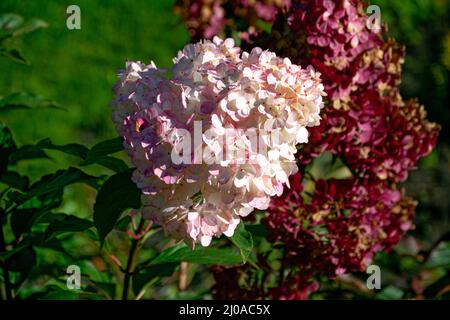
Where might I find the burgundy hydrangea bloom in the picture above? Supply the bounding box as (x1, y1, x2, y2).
(299, 90, 439, 183)
(177, 0, 440, 299)
(212, 174, 417, 299)
(266, 174, 417, 274)
(174, 0, 226, 40)
(243, 0, 439, 181)
(174, 0, 292, 41)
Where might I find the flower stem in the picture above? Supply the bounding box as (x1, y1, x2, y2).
(122, 237, 139, 300)
(179, 262, 189, 291)
(278, 248, 287, 287)
(0, 209, 12, 300)
(121, 219, 145, 300)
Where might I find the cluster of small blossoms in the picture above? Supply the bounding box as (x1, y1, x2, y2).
(212, 173, 417, 299)
(175, 0, 440, 298)
(112, 37, 325, 247)
(266, 174, 417, 277)
(174, 0, 291, 41)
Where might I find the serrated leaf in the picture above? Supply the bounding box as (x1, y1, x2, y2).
(229, 222, 253, 263)
(93, 169, 141, 244)
(151, 242, 244, 265)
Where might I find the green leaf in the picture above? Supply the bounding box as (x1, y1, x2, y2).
(0, 171, 29, 190)
(27, 167, 98, 200)
(377, 285, 404, 300)
(6, 245, 36, 288)
(7, 245, 36, 272)
(39, 288, 80, 300)
(246, 224, 268, 238)
(114, 215, 132, 231)
(11, 18, 47, 38)
(0, 122, 17, 174)
(8, 138, 125, 172)
(8, 139, 86, 164)
(229, 222, 253, 263)
(17, 189, 63, 211)
(0, 92, 64, 112)
(91, 156, 128, 173)
(6, 190, 28, 205)
(26, 137, 128, 172)
(81, 137, 124, 165)
(9, 189, 64, 237)
(10, 208, 47, 238)
(151, 242, 244, 265)
(9, 167, 98, 207)
(36, 138, 89, 159)
(93, 169, 141, 244)
(0, 14, 24, 31)
(35, 212, 67, 224)
(132, 263, 178, 296)
(8, 144, 49, 164)
(0, 242, 28, 263)
(38, 285, 104, 300)
(0, 17, 47, 41)
(44, 215, 93, 240)
(304, 151, 353, 180)
(0, 47, 28, 64)
(426, 242, 450, 269)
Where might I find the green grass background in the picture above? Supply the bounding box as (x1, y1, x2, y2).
(0, 0, 189, 147)
(0, 0, 189, 216)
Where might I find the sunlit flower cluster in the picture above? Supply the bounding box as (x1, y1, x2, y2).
(112, 36, 325, 247)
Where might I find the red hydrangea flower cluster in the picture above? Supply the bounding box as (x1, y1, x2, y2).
(176, 0, 440, 299)
(174, 0, 291, 41)
(264, 174, 417, 295)
(259, 0, 440, 183)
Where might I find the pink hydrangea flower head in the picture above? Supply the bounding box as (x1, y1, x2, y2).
(112, 37, 325, 247)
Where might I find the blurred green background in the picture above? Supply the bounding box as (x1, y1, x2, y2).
(0, 0, 189, 184)
(0, 0, 449, 299)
